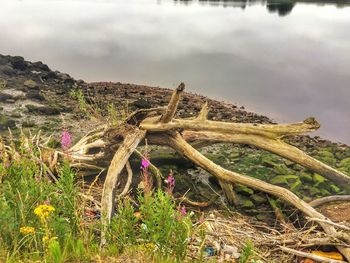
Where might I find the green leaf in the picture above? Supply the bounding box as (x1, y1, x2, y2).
(312, 174, 327, 186)
(269, 175, 299, 185)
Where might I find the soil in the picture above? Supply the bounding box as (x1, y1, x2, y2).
(319, 202, 350, 222)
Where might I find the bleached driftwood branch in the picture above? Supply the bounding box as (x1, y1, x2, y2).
(42, 83, 350, 259)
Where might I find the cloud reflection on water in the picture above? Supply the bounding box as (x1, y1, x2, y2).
(0, 0, 349, 144)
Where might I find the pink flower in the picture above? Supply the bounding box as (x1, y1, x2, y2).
(166, 173, 175, 194)
(141, 158, 150, 169)
(180, 206, 187, 216)
(61, 130, 72, 150)
(167, 175, 175, 188)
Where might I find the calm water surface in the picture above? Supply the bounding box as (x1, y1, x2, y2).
(1, 0, 349, 144)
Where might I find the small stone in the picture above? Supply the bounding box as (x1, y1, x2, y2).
(24, 80, 38, 89)
(26, 90, 45, 101)
(10, 112, 21, 118)
(214, 241, 221, 252)
(0, 93, 13, 102)
(204, 246, 215, 256)
(233, 252, 241, 259)
(0, 115, 16, 130)
(31, 61, 50, 72)
(222, 244, 238, 255)
(0, 65, 16, 76)
(11, 56, 27, 70)
(22, 120, 36, 127)
(25, 104, 61, 115)
(42, 71, 57, 80)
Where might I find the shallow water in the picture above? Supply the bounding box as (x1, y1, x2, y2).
(0, 0, 349, 144)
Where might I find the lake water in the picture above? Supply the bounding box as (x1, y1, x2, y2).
(0, 0, 349, 144)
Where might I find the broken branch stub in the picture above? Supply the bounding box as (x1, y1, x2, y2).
(160, 82, 185, 123)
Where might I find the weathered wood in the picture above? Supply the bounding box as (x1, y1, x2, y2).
(44, 83, 350, 259)
(310, 195, 350, 208)
(181, 131, 350, 188)
(100, 128, 146, 246)
(141, 116, 320, 139)
(119, 161, 133, 197)
(160, 82, 185, 123)
(197, 102, 209, 121)
(166, 132, 350, 261)
(218, 179, 238, 206)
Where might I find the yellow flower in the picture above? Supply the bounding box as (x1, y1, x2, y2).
(43, 235, 58, 243)
(42, 235, 49, 243)
(20, 226, 36, 235)
(34, 204, 55, 220)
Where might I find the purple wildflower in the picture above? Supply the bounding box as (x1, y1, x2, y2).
(167, 175, 175, 188)
(179, 206, 187, 216)
(141, 158, 150, 169)
(61, 130, 72, 150)
(140, 157, 152, 194)
(166, 172, 175, 194)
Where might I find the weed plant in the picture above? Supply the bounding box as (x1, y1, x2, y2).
(0, 133, 194, 262)
(108, 190, 192, 261)
(69, 89, 101, 118)
(70, 88, 129, 124)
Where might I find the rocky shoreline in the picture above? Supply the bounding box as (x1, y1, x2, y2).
(0, 54, 347, 147)
(1, 54, 350, 220)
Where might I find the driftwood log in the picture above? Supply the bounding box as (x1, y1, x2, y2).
(48, 84, 350, 260)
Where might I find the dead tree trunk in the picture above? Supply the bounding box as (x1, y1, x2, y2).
(46, 83, 350, 260)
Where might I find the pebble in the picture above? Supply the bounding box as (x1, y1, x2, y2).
(222, 244, 238, 254)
